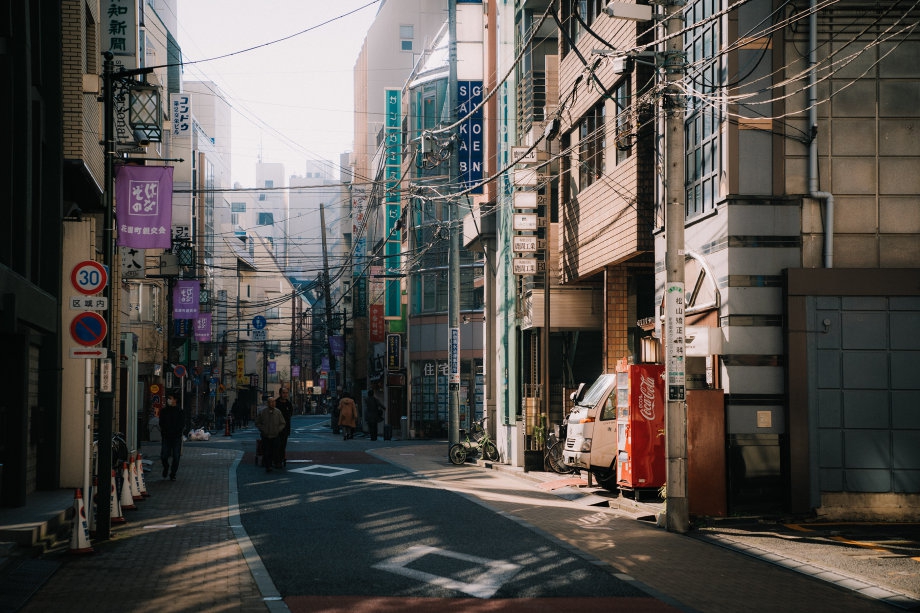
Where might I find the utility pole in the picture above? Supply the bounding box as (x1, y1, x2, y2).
(96, 52, 155, 540)
(447, 0, 460, 448)
(96, 52, 116, 541)
(319, 202, 337, 396)
(663, 0, 689, 533)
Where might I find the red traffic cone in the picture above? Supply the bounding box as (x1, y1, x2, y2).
(120, 462, 137, 511)
(110, 469, 126, 524)
(69, 488, 94, 554)
(136, 453, 149, 497)
(129, 456, 143, 501)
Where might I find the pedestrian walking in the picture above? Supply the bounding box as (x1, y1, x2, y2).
(276, 387, 294, 466)
(255, 397, 286, 472)
(331, 395, 341, 435)
(363, 390, 383, 441)
(337, 392, 357, 440)
(159, 392, 184, 481)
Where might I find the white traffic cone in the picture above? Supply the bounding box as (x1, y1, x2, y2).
(129, 456, 143, 501)
(110, 469, 126, 524)
(136, 453, 149, 497)
(69, 488, 94, 554)
(120, 462, 137, 511)
(88, 476, 97, 537)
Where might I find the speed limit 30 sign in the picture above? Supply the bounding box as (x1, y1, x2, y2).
(71, 260, 108, 295)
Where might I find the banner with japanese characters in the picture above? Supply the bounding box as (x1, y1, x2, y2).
(115, 165, 173, 249)
(173, 279, 199, 320)
(194, 313, 211, 342)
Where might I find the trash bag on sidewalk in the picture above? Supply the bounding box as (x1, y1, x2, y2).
(188, 428, 210, 441)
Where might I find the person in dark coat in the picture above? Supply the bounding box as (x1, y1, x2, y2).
(255, 397, 286, 472)
(160, 392, 184, 481)
(275, 387, 294, 466)
(331, 395, 341, 435)
(363, 390, 382, 441)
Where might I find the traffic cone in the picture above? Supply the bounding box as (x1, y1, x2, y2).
(109, 469, 126, 524)
(224, 417, 232, 437)
(69, 488, 94, 554)
(88, 476, 97, 537)
(129, 455, 143, 501)
(135, 453, 149, 497)
(120, 462, 137, 510)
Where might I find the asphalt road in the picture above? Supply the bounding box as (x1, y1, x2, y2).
(231, 416, 676, 610)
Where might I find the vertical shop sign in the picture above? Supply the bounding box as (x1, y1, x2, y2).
(384, 89, 402, 318)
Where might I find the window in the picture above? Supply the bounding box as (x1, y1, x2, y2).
(684, 0, 723, 219)
(231, 202, 246, 212)
(266, 306, 281, 319)
(400, 24, 414, 51)
(421, 272, 448, 313)
(128, 283, 160, 323)
(578, 101, 605, 187)
(568, 0, 604, 45)
(264, 180, 274, 188)
(614, 79, 632, 164)
(258, 212, 274, 226)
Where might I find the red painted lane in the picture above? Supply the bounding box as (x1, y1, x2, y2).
(285, 596, 681, 613)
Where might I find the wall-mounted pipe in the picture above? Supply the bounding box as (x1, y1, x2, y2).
(808, 0, 834, 268)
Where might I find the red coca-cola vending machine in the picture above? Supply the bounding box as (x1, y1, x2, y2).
(615, 359, 666, 495)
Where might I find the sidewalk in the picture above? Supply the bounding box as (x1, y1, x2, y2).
(1, 439, 917, 612)
(0, 442, 268, 613)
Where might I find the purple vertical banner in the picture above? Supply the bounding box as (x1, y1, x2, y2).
(115, 165, 174, 249)
(173, 280, 199, 319)
(194, 313, 211, 342)
(329, 335, 345, 358)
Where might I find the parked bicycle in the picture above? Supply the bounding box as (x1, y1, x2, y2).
(544, 419, 576, 474)
(449, 416, 499, 465)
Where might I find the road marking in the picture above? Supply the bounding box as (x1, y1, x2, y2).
(287, 464, 357, 477)
(373, 544, 521, 599)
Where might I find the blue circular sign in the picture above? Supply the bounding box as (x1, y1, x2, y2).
(70, 312, 107, 346)
(252, 315, 267, 330)
(174, 364, 187, 378)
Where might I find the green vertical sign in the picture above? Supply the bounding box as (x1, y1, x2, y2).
(384, 88, 402, 318)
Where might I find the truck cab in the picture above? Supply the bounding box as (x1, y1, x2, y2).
(562, 374, 619, 487)
(563, 362, 666, 494)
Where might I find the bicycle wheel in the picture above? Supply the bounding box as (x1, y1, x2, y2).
(481, 440, 499, 461)
(547, 442, 575, 474)
(448, 443, 468, 465)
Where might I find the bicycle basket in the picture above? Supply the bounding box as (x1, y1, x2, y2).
(469, 421, 484, 441)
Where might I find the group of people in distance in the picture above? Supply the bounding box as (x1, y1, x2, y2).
(159, 386, 387, 480)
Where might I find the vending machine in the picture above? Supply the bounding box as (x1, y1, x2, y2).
(615, 359, 666, 494)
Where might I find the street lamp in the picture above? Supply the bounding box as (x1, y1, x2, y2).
(96, 51, 159, 541)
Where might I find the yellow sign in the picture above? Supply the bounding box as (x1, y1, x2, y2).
(236, 352, 245, 385)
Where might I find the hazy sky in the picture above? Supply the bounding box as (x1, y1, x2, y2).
(175, 0, 379, 188)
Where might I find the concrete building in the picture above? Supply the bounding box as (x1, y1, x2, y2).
(352, 0, 450, 425)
